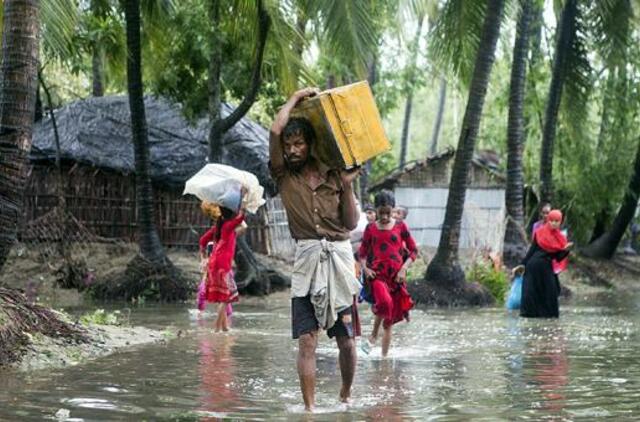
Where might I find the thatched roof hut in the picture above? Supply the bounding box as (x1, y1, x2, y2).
(30, 95, 274, 192)
(23, 95, 274, 247)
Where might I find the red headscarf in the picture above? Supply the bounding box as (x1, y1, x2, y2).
(534, 210, 567, 253)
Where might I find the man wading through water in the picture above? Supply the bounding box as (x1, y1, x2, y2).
(270, 87, 362, 411)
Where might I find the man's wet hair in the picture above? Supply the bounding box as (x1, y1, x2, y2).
(374, 190, 396, 208)
(282, 117, 315, 146)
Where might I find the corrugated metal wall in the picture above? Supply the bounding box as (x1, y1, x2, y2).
(395, 187, 506, 253)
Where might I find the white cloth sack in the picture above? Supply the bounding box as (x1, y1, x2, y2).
(183, 164, 265, 213)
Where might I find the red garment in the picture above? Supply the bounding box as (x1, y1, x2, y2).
(534, 223, 567, 253)
(199, 226, 217, 253)
(534, 213, 569, 273)
(206, 213, 244, 303)
(358, 221, 417, 328)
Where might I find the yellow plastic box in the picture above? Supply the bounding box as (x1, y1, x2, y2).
(292, 81, 391, 169)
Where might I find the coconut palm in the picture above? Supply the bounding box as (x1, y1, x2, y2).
(123, 0, 168, 265)
(398, 15, 425, 168)
(207, 0, 270, 162)
(0, 0, 41, 271)
(538, 0, 581, 205)
(422, 0, 505, 291)
(503, 0, 533, 267)
(429, 76, 446, 156)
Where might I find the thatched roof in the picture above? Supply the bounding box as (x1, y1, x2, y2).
(31, 95, 275, 194)
(369, 147, 505, 192)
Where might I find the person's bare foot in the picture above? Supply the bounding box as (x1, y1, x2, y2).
(339, 386, 351, 403)
(368, 335, 377, 344)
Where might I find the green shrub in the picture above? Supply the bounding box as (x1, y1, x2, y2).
(80, 309, 122, 326)
(467, 261, 509, 304)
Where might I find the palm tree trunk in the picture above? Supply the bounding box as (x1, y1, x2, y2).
(399, 92, 414, 168)
(208, 0, 270, 163)
(583, 136, 640, 259)
(92, 49, 104, 97)
(429, 77, 447, 156)
(399, 15, 424, 169)
(0, 0, 40, 272)
(360, 53, 378, 201)
(35, 85, 43, 122)
(90, 0, 105, 97)
(124, 0, 166, 264)
(539, 0, 577, 205)
(503, 0, 533, 267)
(424, 0, 505, 287)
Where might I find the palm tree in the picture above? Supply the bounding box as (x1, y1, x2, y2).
(0, 0, 41, 272)
(423, 0, 505, 291)
(207, 0, 270, 162)
(429, 76, 446, 155)
(90, 0, 109, 96)
(538, 0, 578, 205)
(124, 0, 165, 264)
(503, 0, 533, 267)
(399, 15, 425, 168)
(583, 136, 640, 259)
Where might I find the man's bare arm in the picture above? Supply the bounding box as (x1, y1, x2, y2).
(340, 168, 360, 230)
(269, 87, 319, 170)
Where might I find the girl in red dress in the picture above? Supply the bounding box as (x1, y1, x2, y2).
(359, 190, 417, 357)
(203, 203, 245, 332)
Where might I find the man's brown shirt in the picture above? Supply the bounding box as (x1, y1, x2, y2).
(270, 158, 350, 241)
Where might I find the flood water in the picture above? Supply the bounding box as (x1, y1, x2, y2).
(1, 291, 640, 421)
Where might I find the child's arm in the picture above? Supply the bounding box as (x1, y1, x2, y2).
(397, 223, 418, 283)
(358, 224, 376, 280)
(199, 226, 216, 259)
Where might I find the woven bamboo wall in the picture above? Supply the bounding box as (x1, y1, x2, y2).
(21, 163, 211, 248)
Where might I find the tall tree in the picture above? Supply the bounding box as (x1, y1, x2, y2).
(583, 136, 640, 259)
(207, 0, 270, 162)
(0, 0, 40, 271)
(423, 0, 504, 290)
(539, 0, 578, 205)
(360, 53, 378, 201)
(399, 15, 425, 168)
(124, 0, 166, 264)
(503, 0, 533, 267)
(429, 77, 446, 155)
(90, 0, 108, 96)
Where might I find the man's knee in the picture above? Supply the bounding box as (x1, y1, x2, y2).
(298, 332, 317, 358)
(335, 335, 355, 353)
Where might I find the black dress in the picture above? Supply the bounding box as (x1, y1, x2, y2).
(519, 240, 570, 318)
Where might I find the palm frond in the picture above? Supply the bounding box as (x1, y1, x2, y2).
(140, 0, 175, 27)
(41, 0, 80, 59)
(427, 0, 486, 87)
(560, 2, 593, 138)
(590, 0, 632, 67)
(262, 0, 311, 92)
(310, 0, 378, 78)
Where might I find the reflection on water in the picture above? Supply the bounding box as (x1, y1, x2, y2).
(0, 292, 639, 421)
(198, 319, 239, 416)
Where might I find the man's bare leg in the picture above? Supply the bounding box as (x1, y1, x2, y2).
(369, 315, 382, 344)
(381, 325, 392, 357)
(297, 331, 318, 411)
(336, 334, 357, 403)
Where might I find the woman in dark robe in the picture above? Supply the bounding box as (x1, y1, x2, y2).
(517, 210, 572, 318)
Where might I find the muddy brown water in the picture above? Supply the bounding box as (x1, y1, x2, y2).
(1, 291, 639, 421)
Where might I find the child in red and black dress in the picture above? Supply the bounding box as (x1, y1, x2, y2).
(205, 204, 245, 332)
(359, 190, 417, 357)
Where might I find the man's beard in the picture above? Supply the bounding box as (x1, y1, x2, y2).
(286, 156, 307, 172)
